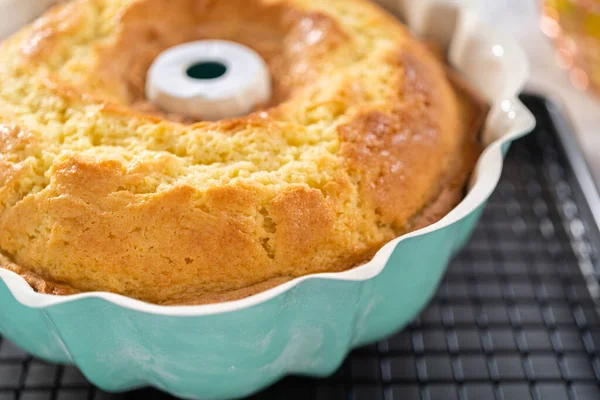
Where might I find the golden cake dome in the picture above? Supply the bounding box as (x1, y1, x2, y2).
(0, 0, 485, 305)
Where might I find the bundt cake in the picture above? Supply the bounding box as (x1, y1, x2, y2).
(0, 0, 486, 304)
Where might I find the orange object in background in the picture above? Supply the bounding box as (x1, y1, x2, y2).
(541, 0, 600, 95)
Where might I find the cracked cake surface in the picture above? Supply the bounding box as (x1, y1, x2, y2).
(0, 0, 486, 305)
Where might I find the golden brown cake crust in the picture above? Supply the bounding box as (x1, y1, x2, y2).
(0, 0, 486, 305)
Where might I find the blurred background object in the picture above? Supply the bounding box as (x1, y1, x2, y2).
(541, 0, 600, 95)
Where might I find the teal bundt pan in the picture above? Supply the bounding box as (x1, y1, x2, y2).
(0, 0, 535, 399)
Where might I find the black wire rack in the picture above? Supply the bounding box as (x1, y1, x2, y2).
(0, 94, 599, 400)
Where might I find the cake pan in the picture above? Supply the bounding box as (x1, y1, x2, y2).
(0, 0, 535, 399)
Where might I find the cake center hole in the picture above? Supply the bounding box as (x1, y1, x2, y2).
(186, 61, 227, 80)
